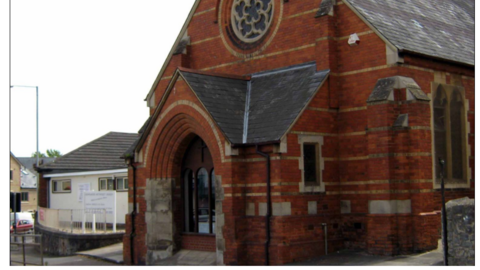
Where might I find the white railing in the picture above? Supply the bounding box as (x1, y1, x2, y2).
(38, 207, 124, 234)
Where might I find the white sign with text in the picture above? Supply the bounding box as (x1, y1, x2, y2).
(83, 191, 116, 214)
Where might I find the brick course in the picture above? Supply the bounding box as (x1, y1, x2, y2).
(123, 0, 474, 265)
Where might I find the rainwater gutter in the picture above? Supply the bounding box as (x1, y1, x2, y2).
(256, 145, 271, 266)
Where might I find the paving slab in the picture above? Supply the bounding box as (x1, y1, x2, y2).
(76, 242, 124, 264)
(289, 240, 444, 266)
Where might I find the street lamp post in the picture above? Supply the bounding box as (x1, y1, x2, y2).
(10, 85, 39, 167)
(11, 85, 39, 215)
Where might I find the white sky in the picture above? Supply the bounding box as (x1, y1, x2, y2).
(8, 0, 196, 158)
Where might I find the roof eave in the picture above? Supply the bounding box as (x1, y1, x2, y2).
(279, 72, 331, 143)
(343, 0, 399, 54)
(400, 49, 474, 69)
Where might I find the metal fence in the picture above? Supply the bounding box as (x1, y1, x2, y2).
(10, 234, 43, 266)
(38, 207, 124, 234)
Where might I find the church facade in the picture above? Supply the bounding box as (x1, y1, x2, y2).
(123, 0, 474, 265)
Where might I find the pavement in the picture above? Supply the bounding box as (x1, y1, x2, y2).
(10, 237, 445, 266)
(288, 241, 444, 266)
(77, 242, 124, 264)
(69, 239, 445, 266)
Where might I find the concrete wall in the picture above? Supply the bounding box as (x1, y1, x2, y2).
(36, 223, 123, 256)
(50, 173, 128, 224)
(444, 197, 474, 266)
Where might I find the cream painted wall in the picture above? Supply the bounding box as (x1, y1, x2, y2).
(49, 172, 128, 224)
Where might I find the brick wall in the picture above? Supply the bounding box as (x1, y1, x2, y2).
(125, 0, 475, 265)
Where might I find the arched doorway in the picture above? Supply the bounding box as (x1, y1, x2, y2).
(181, 136, 216, 251)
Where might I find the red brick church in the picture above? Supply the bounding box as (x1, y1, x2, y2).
(123, 0, 474, 265)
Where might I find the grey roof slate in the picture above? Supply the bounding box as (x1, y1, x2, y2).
(345, 0, 474, 66)
(17, 157, 56, 173)
(248, 63, 329, 144)
(123, 117, 152, 158)
(38, 132, 138, 172)
(181, 71, 248, 144)
(367, 76, 430, 103)
(180, 62, 329, 144)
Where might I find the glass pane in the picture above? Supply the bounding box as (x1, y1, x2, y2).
(100, 179, 106, 190)
(450, 90, 464, 181)
(63, 181, 71, 191)
(108, 179, 115, 190)
(117, 178, 124, 190)
(211, 169, 216, 234)
(197, 168, 209, 234)
(303, 144, 317, 183)
(184, 169, 195, 232)
(434, 89, 447, 183)
(124, 178, 128, 189)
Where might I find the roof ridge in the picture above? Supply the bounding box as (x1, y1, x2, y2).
(178, 67, 251, 81)
(39, 132, 137, 169)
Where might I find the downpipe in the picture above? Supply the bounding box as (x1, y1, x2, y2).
(129, 160, 137, 265)
(256, 145, 271, 266)
(322, 223, 328, 255)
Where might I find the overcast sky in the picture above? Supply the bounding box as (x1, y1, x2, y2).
(8, 0, 195, 158)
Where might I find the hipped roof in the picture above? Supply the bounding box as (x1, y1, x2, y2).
(38, 132, 138, 172)
(134, 62, 329, 152)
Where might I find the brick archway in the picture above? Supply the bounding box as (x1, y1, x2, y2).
(141, 106, 224, 264)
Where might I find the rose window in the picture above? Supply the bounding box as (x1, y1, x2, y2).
(231, 0, 274, 43)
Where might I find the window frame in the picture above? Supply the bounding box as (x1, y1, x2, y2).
(52, 179, 72, 193)
(298, 135, 325, 193)
(98, 177, 115, 191)
(21, 192, 29, 202)
(431, 83, 470, 189)
(116, 177, 128, 192)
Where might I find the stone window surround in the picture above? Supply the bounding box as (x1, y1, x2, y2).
(298, 134, 325, 193)
(231, 0, 274, 43)
(431, 82, 471, 189)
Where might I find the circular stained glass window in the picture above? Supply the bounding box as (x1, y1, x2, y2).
(231, 0, 274, 43)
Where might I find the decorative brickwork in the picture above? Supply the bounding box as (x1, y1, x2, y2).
(124, 0, 475, 265)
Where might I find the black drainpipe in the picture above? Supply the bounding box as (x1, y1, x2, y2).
(256, 145, 271, 266)
(129, 159, 137, 265)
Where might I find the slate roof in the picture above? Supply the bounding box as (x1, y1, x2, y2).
(179, 62, 329, 145)
(38, 132, 138, 172)
(17, 157, 56, 172)
(180, 72, 248, 144)
(345, 0, 474, 66)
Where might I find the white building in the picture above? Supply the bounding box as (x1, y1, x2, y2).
(37, 132, 138, 225)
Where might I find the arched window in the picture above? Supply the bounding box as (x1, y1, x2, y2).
(433, 87, 447, 181)
(197, 168, 209, 233)
(210, 169, 216, 233)
(433, 84, 467, 186)
(181, 136, 215, 234)
(450, 89, 465, 181)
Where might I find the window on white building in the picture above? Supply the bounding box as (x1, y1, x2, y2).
(52, 179, 71, 193)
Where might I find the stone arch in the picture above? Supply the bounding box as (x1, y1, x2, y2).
(141, 103, 225, 264)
